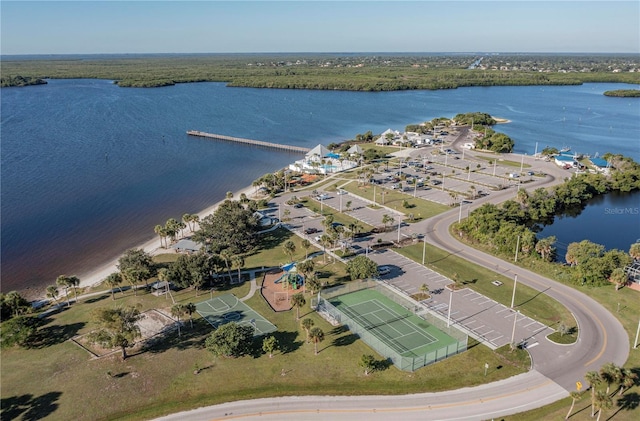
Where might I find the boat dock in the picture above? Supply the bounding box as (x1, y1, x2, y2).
(187, 130, 310, 153)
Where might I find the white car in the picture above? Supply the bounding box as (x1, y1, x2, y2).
(378, 266, 391, 276)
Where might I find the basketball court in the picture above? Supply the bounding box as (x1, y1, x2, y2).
(196, 293, 277, 336)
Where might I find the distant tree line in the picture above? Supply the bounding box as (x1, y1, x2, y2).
(2, 54, 638, 89)
(455, 155, 640, 286)
(603, 89, 640, 97)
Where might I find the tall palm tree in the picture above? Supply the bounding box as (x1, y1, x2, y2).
(154, 224, 165, 248)
(585, 370, 602, 418)
(69, 275, 80, 301)
(232, 254, 245, 284)
(593, 390, 612, 421)
(56, 275, 72, 307)
(319, 235, 331, 263)
(184, 303, 197, 329)
(301, 239, 311, 259)
(290, 293, 306, 320)
(619, 368, 638, 395)
(171, 304, 186, 337)
(219, 249, 233, 282)
(282, 240, 296, 262)
(301, 318, 315, 343)
(308, 327, 325, 355)
(565, 391, 583, 420)
(600, 362, 622, 393)
(46, 285, 59, 306)
(105, 272, 123, 300)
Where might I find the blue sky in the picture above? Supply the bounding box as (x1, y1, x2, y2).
(1, 1, 638, 54)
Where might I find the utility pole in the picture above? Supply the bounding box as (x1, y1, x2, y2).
(422, 236, 427, 265)
(511, 274, 518, 309)
(511, 310, 520, 346)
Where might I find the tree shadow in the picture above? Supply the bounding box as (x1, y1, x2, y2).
(516, 287, 552, 308)
(374, 358, 393, 372)
(144, 319, 210, 355)
(607, 392, 640, 420)
(1, 391, 62, 421)
(84, 294, 110, 304)
(30, 322, 85, 348)
(331, 333, 359, 347)
(271, 330, 303, 354)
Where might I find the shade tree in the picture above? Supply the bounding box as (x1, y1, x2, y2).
(205, 322, 254, 358)
(88, 306, 142, 360)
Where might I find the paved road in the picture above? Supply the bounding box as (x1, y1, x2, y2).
(153, 140, 630, 420)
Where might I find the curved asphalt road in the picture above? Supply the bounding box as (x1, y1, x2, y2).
(154, 143, 630, 421)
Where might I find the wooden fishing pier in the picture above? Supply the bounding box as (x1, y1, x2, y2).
(187, 130, 310, 153)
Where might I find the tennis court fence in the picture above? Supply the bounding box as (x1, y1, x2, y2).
(313, 279, 467, 372)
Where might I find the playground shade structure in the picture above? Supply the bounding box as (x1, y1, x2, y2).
(196, 294, 277, 336)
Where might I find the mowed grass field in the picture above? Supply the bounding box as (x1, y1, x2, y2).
(1, 249, 531, 421)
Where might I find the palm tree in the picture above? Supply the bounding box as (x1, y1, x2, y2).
(219, 249, 233, 282)
(565, 391, 583, 420)
(105, 272, 123, 300)
(609, 268, 627, 291)
(619, 368, 638, 395)
(600, 362, 622, 394)
(184, 303, 197, 329)
(319, 234, 331, 263)
(382, 214, 394, 230)
(69, 275, 80, 301)
(593, 390, 612, 421)
(419, 283, 429, 299)
(232, 254, 245, 284)
(154, 224, 166, 248)
(535, 236, 556, 262)
(282, 240, 296, 262)
(56, 275, 72, 307)
(308, 327, 325, 355)
(46, 285, 59, 306)
(305, 273, 321, 295)
(301, 239, 311, 259)
(290, 293, 306, 320)
(171, 304, 186, 337)
(585, 370, 602, 417)
(301, 318, 315, 342)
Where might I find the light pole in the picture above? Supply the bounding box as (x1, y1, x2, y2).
(373, 184, 377, 205)
(442, 173, 445, 191)
(510, 274, 518, 309)
(397, 216, 401, 242)
(634, 318, 640, 349)
(510, 310, 520, 347)
(422, 236, 427, 265)
(339, 191, 343, 212)
(458, 200, 463, 223)
(514, 235, 521, 262)
(493, 159, 497, 177)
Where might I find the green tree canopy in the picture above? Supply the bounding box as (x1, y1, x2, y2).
(88, 306, 142, 360)
(193, 200, 259, 255)
(0, 315, 39, 348)
(346, 255, 379, 281)
(205, 322, 254, 358)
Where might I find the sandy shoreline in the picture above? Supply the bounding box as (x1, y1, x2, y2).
(75, 183, 259, 292)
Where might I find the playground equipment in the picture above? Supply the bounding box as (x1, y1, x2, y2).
(274, 272, 305, 290)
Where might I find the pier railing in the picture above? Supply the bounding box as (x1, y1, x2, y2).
(187, 130, 310, 153)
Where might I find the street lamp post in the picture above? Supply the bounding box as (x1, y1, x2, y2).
(458, 200, 463, 223)
(397, 216, 401, 242)
(422, 236, 427, 265)
(511, 310, 520, 347)
(511, 274, 518, 309)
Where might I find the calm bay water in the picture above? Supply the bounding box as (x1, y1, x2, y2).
(1, 80, 639, 294)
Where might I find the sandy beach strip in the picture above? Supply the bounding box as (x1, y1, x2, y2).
(76, 183, 259, 290)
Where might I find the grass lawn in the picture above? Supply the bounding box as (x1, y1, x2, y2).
(474, 153, 532, 169)
(340, 181, 450, 221)
(1, 228, 534, 421)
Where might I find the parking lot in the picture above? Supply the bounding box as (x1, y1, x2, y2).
(365, 248, 555, 350)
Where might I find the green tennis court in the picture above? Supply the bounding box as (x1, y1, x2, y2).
(329, 289, 457, 357)
(196, 293, 277, 336)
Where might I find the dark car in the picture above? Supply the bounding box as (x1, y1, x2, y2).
(304, 227, 318, 234)
(293, 203, 303, 208)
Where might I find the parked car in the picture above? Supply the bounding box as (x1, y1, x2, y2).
(304, 227, 318, 235)
(378, 266, 391, 276)
(293, 203, 303, 208)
